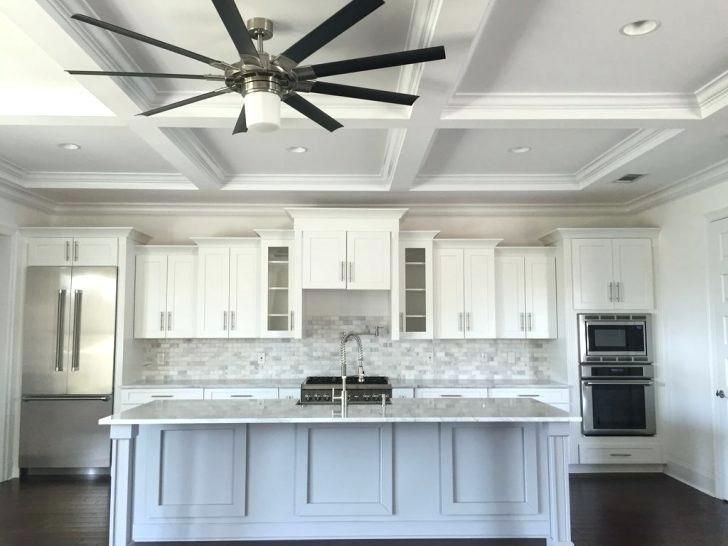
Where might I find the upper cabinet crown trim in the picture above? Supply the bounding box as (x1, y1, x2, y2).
(496, 247, 556, 256)
(540, 227, 660, 245)
(254, 229, 295, 240)
(20, 227, 150, 243)
(285, 208, 408, 222)
(191, 237, 260, 247)
(434, 238, 503, 249)
(400, 230, 440, 240)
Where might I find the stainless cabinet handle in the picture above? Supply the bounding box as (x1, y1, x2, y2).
(399, 312, 404, 331)
(55, 289, 66, 372)
(608, 282, 613, 302)
(230, 394, 253, 398)
(616, 282, 621, 302)
(230, 311, 235, 331)
(75, 241, 79, 262)
(71, 290, 82, 371)
(150, 395, 173, 399)
(223, 311, 228, 331)
(517, 394, 540, 398)
(340, 261, 345, 282)
(290, 310, 294, 331)
(609, 453, 632, 458)
(167, 311, 172, 331)
(527, 312, 533, 332)
(160, 311, 165, 331)
(466, 312, 471, 331)
(440, 394, 462, 398)
(458, 312, 463, 332)
(348, 261, 353, 283)
(65, 241, 70, 262)
(520, 312, 525, 331)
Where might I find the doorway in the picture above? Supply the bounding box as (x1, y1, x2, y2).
(0, 229, 18, 482)
(708, 215, 728, 501)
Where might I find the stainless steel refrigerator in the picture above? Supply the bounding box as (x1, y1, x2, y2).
(20, 266, 117, 472)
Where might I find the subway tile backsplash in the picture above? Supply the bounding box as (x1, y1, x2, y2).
(138, 316, 552, 382)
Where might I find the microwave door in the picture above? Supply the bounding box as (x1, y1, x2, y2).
(586, 322, 647, 356)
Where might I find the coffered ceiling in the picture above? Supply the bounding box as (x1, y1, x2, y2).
(1, 0, 727, 214)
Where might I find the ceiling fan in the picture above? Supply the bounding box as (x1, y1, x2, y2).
(67, 0, 446, 133)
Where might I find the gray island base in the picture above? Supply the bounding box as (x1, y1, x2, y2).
(100, 398, 580, 546)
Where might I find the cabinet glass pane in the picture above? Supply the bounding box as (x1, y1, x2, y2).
(406, 291, 426, 316)
(405, 263, 426, 289)
(406, 316, 426, 333)
(268, 288, 288, 315)
(405, 248, 425, 263)
(268, 315, 289, 331)
(268, 247, 289, 262)
(268, 263, 288, 288)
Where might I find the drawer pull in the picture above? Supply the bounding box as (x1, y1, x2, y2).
(229, 394, 253, 398)
(440, 394, 462, 398)
(150, 395, 174, 399)
(517, 394, 540, 398)
(609, 453, 632, 458)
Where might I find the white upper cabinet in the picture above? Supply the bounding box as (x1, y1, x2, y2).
(229, 247, 259, 338)
(259, 234, 296, 338)
(301, 230, 390, 290)
(495, 250, 557, 339)
(301, 231, 346, 289)
(347, 231, 390, 290)
(197, 247, 231, 338)
(572, 238, 654, 310)
(134, 248, 196, 339)
(434, 241, 499, 339)
(27, 237, 118, 266)
(399, 232, 438, 339)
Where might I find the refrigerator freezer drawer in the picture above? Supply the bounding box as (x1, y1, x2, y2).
(19, 396, 113, 469)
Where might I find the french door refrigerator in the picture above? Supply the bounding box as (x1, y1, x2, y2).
(20, 266, 117, 471)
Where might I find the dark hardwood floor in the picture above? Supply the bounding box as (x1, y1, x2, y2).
(0, 473, 726, 546)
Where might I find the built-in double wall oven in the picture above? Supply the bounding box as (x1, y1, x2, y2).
(578, 314, 656, 436)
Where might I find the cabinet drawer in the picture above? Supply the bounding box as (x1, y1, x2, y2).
(204, 388, 278, 400)
(278, 387, 300, 400)
(120, 388, 204, 405)
(392, 387, 415, 399)
(415, 388, 488, 399)
(579, 446, 662, 465)
(487, 387, 569, 405)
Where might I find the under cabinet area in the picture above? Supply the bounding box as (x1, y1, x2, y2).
(572, 237, 654, 310)
(434, 240, 500, 339)
(301, 230, 391, 290)
(134, 247, 197, 339)
(495, 248, 557, 339)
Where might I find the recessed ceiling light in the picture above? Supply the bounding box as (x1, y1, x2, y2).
(620, 20, 660, 36)
(58, 142, 81, 151)
(509, 146, 531, 154)
(286, 146, 308, 153)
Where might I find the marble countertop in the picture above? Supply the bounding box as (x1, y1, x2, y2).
(100, 398, 580, 425)
(121, 378, 568, 389)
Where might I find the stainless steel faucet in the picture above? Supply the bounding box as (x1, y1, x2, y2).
(340, 332, 365, 382)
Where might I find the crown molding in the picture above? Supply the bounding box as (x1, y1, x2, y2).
(23, 171, 196, 190)
(40, 0, 156, 109)
(625, 157, 728, 213)
(443, 92, 700, 120)
(161, 128, 227, 185)
(396, 0, 443, 95)
(575, 128, 683, 188)
(695, 68, 728, 118)
(222, 174, 389, 192)
(540, 227, 660, 244)
(411, 173, 575, 191)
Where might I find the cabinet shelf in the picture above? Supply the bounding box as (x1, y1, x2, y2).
(268, 286, 289, 290)
(406, 314, 426, 318)
(405, 261, 426, 265)
(405, 288, 425, 292)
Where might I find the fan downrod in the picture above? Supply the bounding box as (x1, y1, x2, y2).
(246, 18, 273, 41)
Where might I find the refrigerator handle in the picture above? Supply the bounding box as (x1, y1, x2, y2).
(71, 290, 83, 372)
(55, 289, 66, 372)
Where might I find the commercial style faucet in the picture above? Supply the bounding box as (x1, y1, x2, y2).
(339, 326, 383, 382)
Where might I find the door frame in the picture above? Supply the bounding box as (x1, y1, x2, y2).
(0, 224, 21, 481)
(707, 212, 728, 500)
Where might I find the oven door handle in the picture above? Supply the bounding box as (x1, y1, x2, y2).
(583, 380, 653, 386)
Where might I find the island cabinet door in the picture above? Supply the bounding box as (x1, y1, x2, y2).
(229, 246, 259, 338)
(197, 247, 231, 338)
(301, 231, 347, 289)
(434, 248, 464, 338)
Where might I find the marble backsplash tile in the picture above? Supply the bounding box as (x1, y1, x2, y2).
(139, 316, 552, 382)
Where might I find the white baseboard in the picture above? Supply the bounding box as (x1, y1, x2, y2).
(664, 459, 716, 497)
(570, 464, 664, 474)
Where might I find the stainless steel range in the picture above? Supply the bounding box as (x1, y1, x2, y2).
(300, 376, 392, 405)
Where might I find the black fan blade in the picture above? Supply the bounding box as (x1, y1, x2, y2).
(301, 81, 418, 105)
(283, 94, 342, 132)
(233, 104, 247, 134)
(279, 0, 384, 65)
(138, 88, 232, 116)
(211, 0, 259, 59)
(67, 70, 226, 80)
(71, 14, 226, 68)
(294, 46, 446, 79)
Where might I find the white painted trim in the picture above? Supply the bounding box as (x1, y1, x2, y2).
(540, 227, 660, 244)
(399, 230, 440, 241)
(191, 237, 260, 247)
(285, 208, 408, 221)
(23, 172, 195, 191)
(695, 68, 728, 119)
(19, 227, 151, 243)
(434, 238, 502, 249)
(664, 459, 717, 498)
(396, 0, 443, 96)
(0, 231, 19, 481)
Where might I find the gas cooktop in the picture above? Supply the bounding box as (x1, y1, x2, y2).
(300, 375, 392, 405)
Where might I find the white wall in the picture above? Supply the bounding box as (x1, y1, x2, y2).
(638, 179, 728, 495)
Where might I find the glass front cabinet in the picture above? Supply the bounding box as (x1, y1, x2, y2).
(258, 231, 297, 338)
(399, 232, 438, 339)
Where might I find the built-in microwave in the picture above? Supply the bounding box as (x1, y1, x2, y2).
(578, 314, 652, 364)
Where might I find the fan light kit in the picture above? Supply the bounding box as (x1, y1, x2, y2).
(620, 20, 660, 36)
(67, 0, 446, 134)
(509, 146, 531, 154)
(58, 143, 81, 151)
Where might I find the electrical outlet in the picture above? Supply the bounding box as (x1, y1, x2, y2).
(256, 352, 266, 365)
(480, 352, 488, 361)
(426, 352, 434, 364)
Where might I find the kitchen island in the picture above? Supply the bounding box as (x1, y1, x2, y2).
(101, 398, 579, 546)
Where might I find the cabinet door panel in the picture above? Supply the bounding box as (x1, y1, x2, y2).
(464, 249, 496, 338)
(524, 254, 557, 339)
(229, 247, 259, 338)
(166, 253, 196, 338)
(302, 231, 346, 289)
(197, 248, 230, 338)
(572, 239, 614, 310)
(434, 249, 464, 339)
(495, 256, 526, 339)
(72, 237, 118, 266)
(134, 254, 167, 338)
(26, 238, 72, 266)
(612, 238, 654, 310)
(347, 231, 390, 290)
